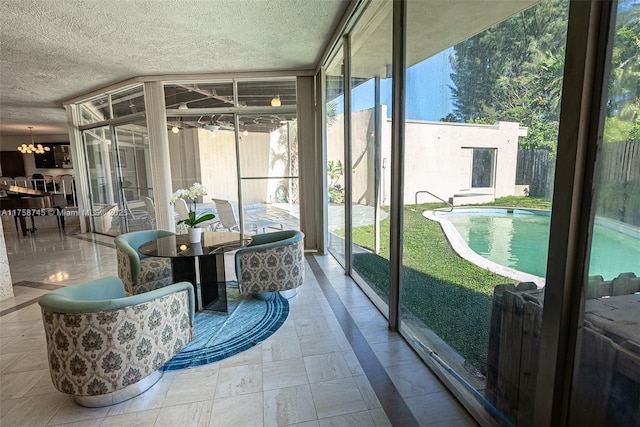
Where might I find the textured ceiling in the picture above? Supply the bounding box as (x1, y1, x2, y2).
(0, 0, 349, 136)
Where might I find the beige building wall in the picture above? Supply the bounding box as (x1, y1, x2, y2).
(197, 129, 239, 203)
(171, 128, 281, 207)
(399, 119, 526, 205)
(327, 106, 527, 206)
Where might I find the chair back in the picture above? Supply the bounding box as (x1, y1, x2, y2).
(31, 173, 46, 191)
(174, 198, 189, 221)
(115, 230, 175, 294)
(235, 230, 305, 295)
(13, 176, 29, 187)
(43, 174, 54, 191)
(59, 175, 74, 194)
(143, 197, 156, 222)
(212, 199, 239, 231)
(38, 276, 194, 406)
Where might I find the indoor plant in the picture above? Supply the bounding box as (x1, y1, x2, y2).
(170, 182, 215, 243)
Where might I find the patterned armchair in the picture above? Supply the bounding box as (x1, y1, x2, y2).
(115, 230, 174, 295)
(38, 276, 194, 407)
(235, 230, 305, 297)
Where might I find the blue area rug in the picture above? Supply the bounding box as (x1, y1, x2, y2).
(162, 288, 289, 370)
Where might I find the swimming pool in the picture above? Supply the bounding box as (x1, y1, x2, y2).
(444, 208, 640, 281)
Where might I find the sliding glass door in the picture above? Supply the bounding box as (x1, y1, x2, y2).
(568, 2, 640, 424)
(326, 47, 347, 266)
(348, 0, 393, 310)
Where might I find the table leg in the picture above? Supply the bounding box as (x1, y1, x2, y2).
(199, 254, 228, 312)
(171, 257, 200, 310)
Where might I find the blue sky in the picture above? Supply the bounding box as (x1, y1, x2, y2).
(333, 48, 456, 121)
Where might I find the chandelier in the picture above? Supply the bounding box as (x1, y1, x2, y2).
(17, 127, 50, 154)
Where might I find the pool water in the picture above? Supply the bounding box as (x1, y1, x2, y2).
(447, 209, 640, 281)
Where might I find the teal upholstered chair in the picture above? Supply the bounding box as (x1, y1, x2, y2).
(235, 230, 305, 297)
(38, 276, 195, 407)
(115, 230, 174, 295)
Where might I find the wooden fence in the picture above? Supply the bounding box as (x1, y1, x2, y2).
(599, 139, 640, 182)
(515, 148, 555, 198)
(517, 141, 640, 225)
(486, 273, 640, 426)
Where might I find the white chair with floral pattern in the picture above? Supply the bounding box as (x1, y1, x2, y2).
(234, 230, 305, 298)
(115, 230, 175, 295)
(38, 276, 194, 407)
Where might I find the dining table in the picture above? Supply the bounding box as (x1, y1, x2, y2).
(138, 231, 252, 312)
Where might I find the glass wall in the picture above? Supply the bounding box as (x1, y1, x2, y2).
(76, 83, 156, 235)
(81, 119, 154, 236)
(82, 125, 123, 236)
(569, 1, 640, 424)
(237, 114, 299, 233)
(317, 0, 577, 423)
(326, 48, 347, 265)
(164, 78, 299, 235)
(400, 1, 567, 424)
(115, 122, 154, 231)
(348, 1, 393, 308)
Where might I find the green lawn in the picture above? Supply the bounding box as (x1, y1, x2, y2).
(347, 196, 549, 372)
(480, 195, 552, 210)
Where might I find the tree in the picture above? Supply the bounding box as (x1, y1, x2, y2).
(440, 113, 459, 123)
(448, 0, 568, 149)
(605, 1, 640, 143)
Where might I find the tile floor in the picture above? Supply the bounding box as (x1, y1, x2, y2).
(0, 225, 477, 426)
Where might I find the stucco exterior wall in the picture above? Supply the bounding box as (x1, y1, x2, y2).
(196, 129, 239, 203)
(180, 128, 285, 206)
(327, 107, 526, 206)
(398, 119, 525, 204)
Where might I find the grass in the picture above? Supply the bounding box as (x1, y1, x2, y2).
(480, 195, 552, 210)
(346, 196, 550, 372)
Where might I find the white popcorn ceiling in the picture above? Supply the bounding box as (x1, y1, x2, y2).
(0, 0, 539, 137)
(0, 0, 349, 135)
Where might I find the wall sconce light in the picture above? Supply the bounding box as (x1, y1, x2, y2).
(242, 129, 249, 137)
(271, 95, 281, 107)
(171, 126, 180, 134)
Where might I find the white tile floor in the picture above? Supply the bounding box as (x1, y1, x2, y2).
(0, 226, 477, 426)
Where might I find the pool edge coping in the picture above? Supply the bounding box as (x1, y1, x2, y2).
(424, 209, 546, 288)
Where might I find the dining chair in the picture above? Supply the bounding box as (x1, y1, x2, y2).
(59, 174, 75, 203)
(13, 176, 29, 187)
(43, 174, 55, 191)
(174, 198, 190, 234)
(31, 173, 46, 191)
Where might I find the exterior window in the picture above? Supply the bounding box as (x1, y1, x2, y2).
(472, 148, 495, 188)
